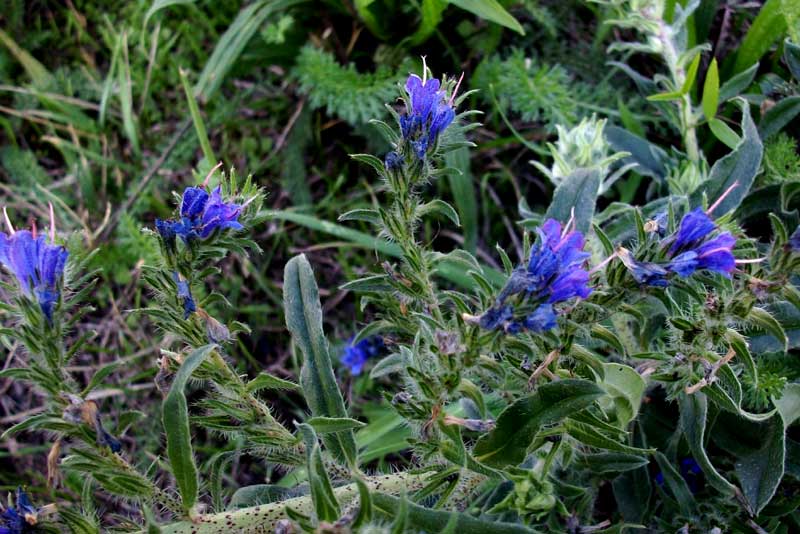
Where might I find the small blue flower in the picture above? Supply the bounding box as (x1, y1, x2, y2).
(0, 221, 68, 322)
(618, 248, 670, 287)
(477, 219, 591, 334)
(399, 72, 456, 160)
(173, 271, 196, 319)
(385, 151, 403, 171)
(157, 185, 244, 244)
(97, 425, 122, 453)
(669, 208, 716, 254)
(0, 487, 38, 534)
(341, 336, 386, 376)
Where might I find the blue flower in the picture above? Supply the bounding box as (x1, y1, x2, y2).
(385, 151, 403, 171)
(618, 248, 669, 287)
(399, 72, 456, 160)
(156, 185, 243, 244)
(0, 223, 68, 322)
(789, 225, 800, 251)
(0, 487, 38, 534)
(669, 208, 716, 254)
(173, 272, 196, 319)
(478, 219, 591, 334)
(341, 336, 386, 376)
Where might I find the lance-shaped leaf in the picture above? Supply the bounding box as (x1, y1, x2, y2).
(297, 423, 340, 522)
(734, 415, 786, 515)
(473, 379, 604, 467)
(284, 254, 358, 466)
(162, 344, 216, 515)
(544, 168, 601, 235)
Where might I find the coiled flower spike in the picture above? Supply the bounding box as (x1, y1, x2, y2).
(0, 205, 68, 322)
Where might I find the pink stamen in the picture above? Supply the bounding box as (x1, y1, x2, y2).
(31, 219, 37, 239)
(2, 207, 14, 234)
(562, 208, 576, 238)
(707, 182, 739, 216)
(49, 202, 56, 242)
(590, 251, 619, 274)
(698, 247, 731, 259)
(202, 161, 224, 189)
(448, 71, 465, 106)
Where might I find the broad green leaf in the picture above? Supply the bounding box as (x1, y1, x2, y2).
(785, 38, 800, 80)
(448, 0, 524, 35)
(298, 423, 340, 522)
(284, 254, 358, 466)
(775, 383, 800, 427)
(748, 306, 789, 352)
(691, 99, 762, 216)
(708, 117, 741, 149)
(579, 452, 650, 474)
(702, 58, 720, 120)
(605, 126, 669, 181)
(306, 416, 367, 433)
(599, 363, 646, 428)
(733, 0, 797, 74)
(372, 494, 538, 534)
(544, 169, 602, 235)
(719, 62, 759, 101)
(654, 452, 695, 516)
(473, 379, 604, 467)
(163, 344, 217, 515)
(734, 415, 786, 515)
(679, 393, 737, 496)
(759, 95, 800, 139)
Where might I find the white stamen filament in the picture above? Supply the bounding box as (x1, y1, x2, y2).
(707, 181, 739, 215)
(49, 202, 56, 242)
(202, 161, 224, 188)
(448, 71, 465, 106)
(2, 207, 14, 234)
(590, 251, 619, 274)
(735, 257, 766, 264)
(421, 56, 428, 85)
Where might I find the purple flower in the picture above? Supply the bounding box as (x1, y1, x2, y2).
(399, 72, 456, 160)
(0, 487, 38, 534)
(156, 185, 243, 244)
(0, 219, 68, 322)
(478, 219, 591, 334)
(341, 336, 386, 376)
(172, 272, 196, 319)
(669, 208, 715, 254)
(788, 225, 800, 251)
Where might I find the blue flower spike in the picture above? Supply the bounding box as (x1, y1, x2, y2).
(155, 163, 248, 245)
(399, 58, 461, 160)
(0, 486, 40, 534)
(341, 335, 386, 376)
(472, 216, 592, 335)
(0, 204, 68, 322)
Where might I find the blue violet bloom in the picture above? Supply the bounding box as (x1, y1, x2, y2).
(172, 271, 196, 319)
(788, 225, 800, 252)
(622, 208, 736, 287)
(477, 219, 592, 334)
(0, 487, 38, 534)
(399, 70, 457, 160)
(0, 210, 68, 322)
(341, 336, 386, 376)
(156, 185, 243, 244)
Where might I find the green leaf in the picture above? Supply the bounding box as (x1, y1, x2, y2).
(143, 0, 197, 31)
(445, 146, 478, 252)
(605, 126, 669, 181)
(418, 199, 461, 227)
(599, 363, 646, 428)
(680, 54, 702, 95)
(448, 0, 524, 35)
(759, 95, 800, 139)
(298, 423, 341, 522)
(410, 0, 448, 45)
(719, 62, 759, 102)
(579, 452, 650, 474)
(702, 58, 720, 120)
(284, 254, 358, 466)
(373, 494, 538, 534)
(691, 99, 763, 215)
(785, 38, 800, 80)
(734, 415, 786, 515)
(0, 28, 52, 87)
(775, 383, 800, 427)
(565, 420, 653, 455)
(80, 362, 120, 396)
(654, 452, 695, 516)
(306, 416, 367, 433)
(473, 379, 604, 467)
(163, 344, 217, 515)
(245, 372, 301, 393)
(708, 118, 741, 149)
(748, 306, 789, 352)
(679, 393, 737, 496)
(544, 169, 602, 235)
(350, 153, 387, 176)
(726, 329, 758, 385)
(353, 477, 373, 528)
(733, 0, 797, 74)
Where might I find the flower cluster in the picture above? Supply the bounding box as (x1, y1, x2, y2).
(156, 185, 243, 246)
(621, 207, 736, 287)
(341, 335, 386, 376)
(398, 68, 457, 160)
(0, 487, 38, 534)
(478, 219, 592, 334)
(0, 208, 68, 321)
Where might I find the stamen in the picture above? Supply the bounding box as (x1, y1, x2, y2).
(2, 207, 14, 234)
(202, 161, 224, 189)
(590, 251, 619, 274)
(562, 207, 576, 238)
(707, 181, 739, 215)
(448, 71, 465, 106)
(49, 202, 56, 242)
(421, 56, 428, 85)
(735, 257, 766, 264)
(31, 219, 37, 239)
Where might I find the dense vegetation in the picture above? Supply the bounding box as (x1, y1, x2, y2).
(2, 1, 800, 532)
